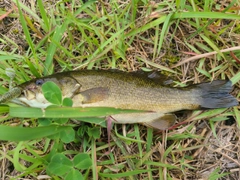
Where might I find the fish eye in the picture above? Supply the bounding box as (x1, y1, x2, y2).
(35, 79, 44, 86)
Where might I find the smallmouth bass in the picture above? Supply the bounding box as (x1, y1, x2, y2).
(0, 70, 238, 130)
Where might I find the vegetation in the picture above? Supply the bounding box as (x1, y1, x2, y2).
(0, 0, 239, 179)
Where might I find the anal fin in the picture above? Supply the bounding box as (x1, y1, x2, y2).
(143, 114, 176, 130)
(111, 112, 176, 130)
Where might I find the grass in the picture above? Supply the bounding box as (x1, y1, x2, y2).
(0, 0, 240, 179)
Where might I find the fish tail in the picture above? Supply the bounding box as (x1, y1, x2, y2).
(196, 80, 238, 109)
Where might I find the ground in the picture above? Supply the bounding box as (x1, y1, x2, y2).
(0, 0, 239, 179)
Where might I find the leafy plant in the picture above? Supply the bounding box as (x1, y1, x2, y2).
(46, 153, 92, 180)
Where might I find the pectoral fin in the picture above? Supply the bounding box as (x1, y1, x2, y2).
(80, 87, 109, 104)
(143, 114, 176, 130)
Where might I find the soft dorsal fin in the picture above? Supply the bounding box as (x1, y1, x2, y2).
(130, 71, 173, 86)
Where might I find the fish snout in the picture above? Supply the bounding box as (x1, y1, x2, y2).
(26, 84, 38, 91)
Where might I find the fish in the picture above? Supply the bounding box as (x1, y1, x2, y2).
(0, 70, 238, 130)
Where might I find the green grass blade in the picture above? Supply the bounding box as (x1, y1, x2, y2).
(73, 0, 97, 17)
(13, 142, 26, 171)
(192, 109, 228, 121)
(44, 22, 69, 75)
(172, 12, 240, 19)
(16, 0, 35, 55)
(230, 71, 240, 85)
(91, 139, 98, 180)
(146, 128, 153, 152)
(24, 58, 41, 78)
(37, 0, 50, 31)
(0, 125, 68, 141)
(234, 107, 240, 129)
(0, 105, 9, 113)
(12, 0, 43, 24)
(155, 13, 173, 58)
(126, 16, 166, 37)
(200, 34, 224, 58)
(9, 106, 143, 118)
(86, 27, 129, 69)
(189, 0, 200, 28)
(99, 169, 155, 178)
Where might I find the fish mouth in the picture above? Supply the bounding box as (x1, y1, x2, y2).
(18, 89, 51, 108)
(23, 89, 37, 100)
(21, 82, 42, 100)
(0, 86, 45, 107)
(10, 89, 38, 106)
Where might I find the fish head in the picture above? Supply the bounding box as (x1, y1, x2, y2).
(18, 76, 80, 108)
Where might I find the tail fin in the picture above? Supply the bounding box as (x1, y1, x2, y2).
(196, 80, 238, 109)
